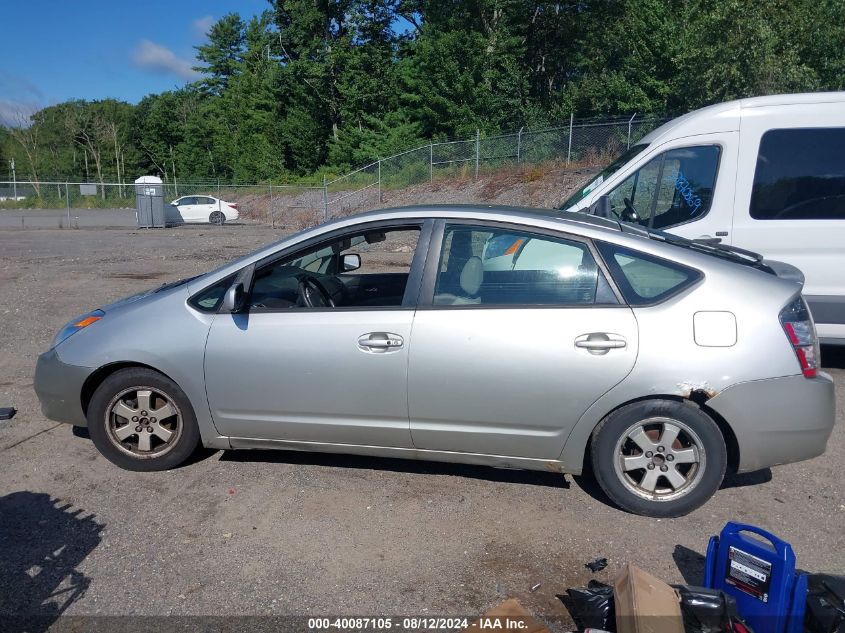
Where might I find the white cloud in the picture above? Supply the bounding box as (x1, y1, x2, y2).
(0, 99, 41, 128)
(193, 15, 215, 37)
(132, 40, 199, 80)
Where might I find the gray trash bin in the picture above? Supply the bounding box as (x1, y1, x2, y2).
(134, 176, 166, 228)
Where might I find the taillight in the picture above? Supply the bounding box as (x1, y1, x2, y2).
(230, 203, 239, 210)
(779, 297, 819, 378)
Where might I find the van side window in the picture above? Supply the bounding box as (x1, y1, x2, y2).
(607, 146, 721, 230)
(750, 128, 845, 220)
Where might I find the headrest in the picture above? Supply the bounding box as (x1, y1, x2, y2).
(460, 256, 483, 296)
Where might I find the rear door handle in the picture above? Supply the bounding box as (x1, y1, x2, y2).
(574, 333, 627, 355)
(358, 332, 404, 353)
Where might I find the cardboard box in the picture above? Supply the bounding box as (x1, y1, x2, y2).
(463, 598, 551, 633)
(614, 563, 684, 633)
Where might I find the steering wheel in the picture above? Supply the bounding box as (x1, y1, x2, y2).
(621, 197, 640, 223)
(298, 276, 336, 308)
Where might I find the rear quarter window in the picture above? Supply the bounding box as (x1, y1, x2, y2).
(596, 242, 701, 305)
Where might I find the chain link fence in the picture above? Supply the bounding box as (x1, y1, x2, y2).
(323, 114, 666, 218)
(1, 114, 667, 227)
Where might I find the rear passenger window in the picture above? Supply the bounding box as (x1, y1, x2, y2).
(751, 128, 845, 220)
(433, 225, 617, 306)
(596, 242, 701, 305)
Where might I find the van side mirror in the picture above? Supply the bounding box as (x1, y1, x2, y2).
(341, 253, 361, 272)
(589, 195, 613, 218)
(222, 281, 246, 313)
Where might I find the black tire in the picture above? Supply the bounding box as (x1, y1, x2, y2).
(87, 368, 200, 471)
(590, 399, 727, 517)
(209, 211, 225, 225)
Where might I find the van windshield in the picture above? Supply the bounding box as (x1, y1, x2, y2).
(559, 144, 649, 211)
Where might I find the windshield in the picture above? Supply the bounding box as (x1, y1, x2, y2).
(559, 143, 649, 211)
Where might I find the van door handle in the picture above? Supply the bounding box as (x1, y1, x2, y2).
(575, 333, 627, 355)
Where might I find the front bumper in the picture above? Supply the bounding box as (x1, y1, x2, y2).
(33, 349, 94, 426)
(707, 373, 836, 473)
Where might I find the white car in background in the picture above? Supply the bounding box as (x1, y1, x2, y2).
(168, 196, 239, 225)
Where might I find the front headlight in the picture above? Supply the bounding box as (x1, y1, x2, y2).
(52, 309, 105, 349)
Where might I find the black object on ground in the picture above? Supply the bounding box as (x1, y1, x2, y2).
(558, 580, 615, 631)
(0, 407, 16, 421)
(805, 574, 845, 633)
(673, 585, 744, 633)
(585, 557, 608, 573)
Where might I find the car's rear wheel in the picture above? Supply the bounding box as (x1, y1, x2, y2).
(209, 211, 225, 225)
(87, 368, 200, 471)
(591, 399, 726, 517)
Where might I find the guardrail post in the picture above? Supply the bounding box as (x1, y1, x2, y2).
(65, 182, 70, 228)
(516, 127, 523, 163)
(377, 158, 382, 203)
(567, 113, 574, 165)
(627, 112, 637, 149)
(475, 129, 480, 180)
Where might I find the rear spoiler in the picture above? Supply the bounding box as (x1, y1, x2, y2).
(761, 259, 805, 286)
(690, 238, 804, 285)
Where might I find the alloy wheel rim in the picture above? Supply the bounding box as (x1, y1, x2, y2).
(105, 386, 183, 458)
(612, 416, 706, 502)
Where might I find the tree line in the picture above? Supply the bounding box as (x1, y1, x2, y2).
(3, 0, 844, 188)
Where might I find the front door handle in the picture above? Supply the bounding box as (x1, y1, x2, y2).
(574, 332, 627, 355)
(358, 332, 404, 353)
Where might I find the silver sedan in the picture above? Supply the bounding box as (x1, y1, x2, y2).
(34, 206, 836, 517)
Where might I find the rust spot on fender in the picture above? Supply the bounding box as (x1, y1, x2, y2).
(677, 381, 719, 401)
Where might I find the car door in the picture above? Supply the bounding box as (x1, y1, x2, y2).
(599, 136, 736, 240)
(175, 196, 201, 222)
(203, 220, 431, 447)
(407, 221, 639, 460)
(196, 196, 217, 221)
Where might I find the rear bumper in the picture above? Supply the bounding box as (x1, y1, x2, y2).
(707, 373, 836, 473)
(33, 349, 93, 426)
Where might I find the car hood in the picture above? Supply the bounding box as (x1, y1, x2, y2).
(99, 275, 199, 312)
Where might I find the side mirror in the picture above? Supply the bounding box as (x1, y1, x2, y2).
(589, 195, 612, 218)
(222, 281, 246, 313)
(341, 253, 361, 272)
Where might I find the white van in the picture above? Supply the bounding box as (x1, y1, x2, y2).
(561, 92, 845, 345)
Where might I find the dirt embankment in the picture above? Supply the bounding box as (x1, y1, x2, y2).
(232, 164, 601, 229)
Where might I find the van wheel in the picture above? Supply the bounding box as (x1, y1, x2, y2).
(591, 400, 726, 517)
(87, 368, 200, 471)
(209, 211, 225, 225)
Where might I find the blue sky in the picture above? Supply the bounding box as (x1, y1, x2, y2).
(0, 0, 270, 125)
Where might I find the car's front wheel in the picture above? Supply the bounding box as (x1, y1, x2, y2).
(591, 399, 727, 517)
(87, 368, 200, 471)
(209, 211, 225, 225)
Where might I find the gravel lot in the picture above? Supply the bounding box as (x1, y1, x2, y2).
(0, 224, 843, 630)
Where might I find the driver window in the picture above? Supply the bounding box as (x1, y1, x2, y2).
(249, 227, 420, 310)
(606, 145, 720, 229)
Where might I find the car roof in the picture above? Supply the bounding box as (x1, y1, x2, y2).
(323, 203, 623, 234)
